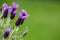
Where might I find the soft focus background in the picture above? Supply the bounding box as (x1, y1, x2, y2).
(0, 0, 60, 40)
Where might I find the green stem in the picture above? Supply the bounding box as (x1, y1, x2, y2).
(8, 26, 16, 40)
(2, 18, 11, 32)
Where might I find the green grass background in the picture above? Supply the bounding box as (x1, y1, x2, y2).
(0, 0, 60, 40)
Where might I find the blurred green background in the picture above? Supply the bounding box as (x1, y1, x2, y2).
(0, 0, 60, 40)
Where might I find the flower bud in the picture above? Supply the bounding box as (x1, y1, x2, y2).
(10, 10, 16, 19)
(10, 2, 19, 20)
(15, 10, 29, 26)
(1, 3, 9, 19)
(15, 18, 24, 26)
(4, 28, 12, 38)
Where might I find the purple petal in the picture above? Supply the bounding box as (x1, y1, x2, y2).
(3, 3, 8, 9)
(8, 6, 12, 13)
(12, 2, 19, 9)
(19, 9, 29, 19)
(6, 28, 12, 33)
(21, 15, 29, 19)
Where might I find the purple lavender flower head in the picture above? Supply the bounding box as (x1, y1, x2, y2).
(12, 2, 19, 9)
(4, 28, 12, 38)
(3, 3, 9, 9)
(10, 2, 19, 20)
(19, 9, 29, 19)
(6, 28, 12, 33)
(15, 9, 29, 26)
(1, 3, 10, 19)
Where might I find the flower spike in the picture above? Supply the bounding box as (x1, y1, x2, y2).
(4, 28, 12, 38)
(15, 9, 29, 26)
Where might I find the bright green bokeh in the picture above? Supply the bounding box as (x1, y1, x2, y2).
(0, 0, 60, 40)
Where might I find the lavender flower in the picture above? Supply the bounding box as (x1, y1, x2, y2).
(10, 10, 17, 19)
(10, 2, 19, 20)
(15, 10, 29, 26)
(1, 3, 9, 19)
(4, 28, 12, 38)
(0, 2, 29, 40)
(19, 10, 29, 19)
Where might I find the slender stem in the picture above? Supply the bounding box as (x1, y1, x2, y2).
(8, 26, 16, 40)
(2, 18, 11, 32)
